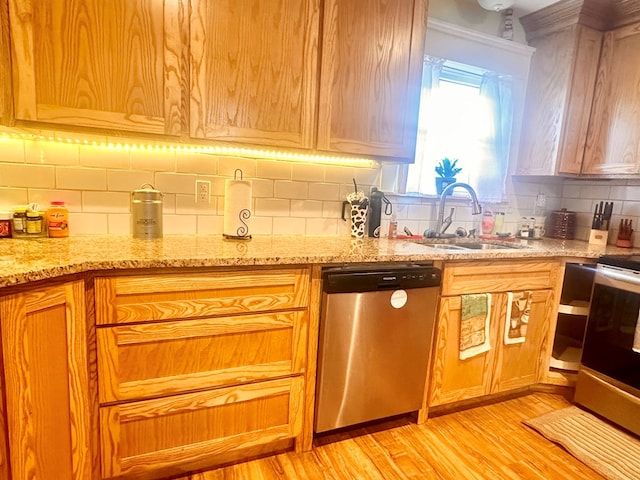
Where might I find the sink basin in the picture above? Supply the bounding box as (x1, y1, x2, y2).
(457, 242, 524, 250)
(415, 243, 469, 251)
(411, 240, 525, 251)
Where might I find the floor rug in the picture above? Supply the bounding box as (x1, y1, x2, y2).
(524, 406, 640, 480)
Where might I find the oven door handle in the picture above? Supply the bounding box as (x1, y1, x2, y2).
(596, 265, 640, 295)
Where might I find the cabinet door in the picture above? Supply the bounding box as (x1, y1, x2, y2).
(317, 0, 427, 160)
(190, 0, 319, 149)
(8, 0, 184, 135)
(517, 25, 601, 176)
(491, 290, 553, 393)
(0, 281, 92, 480)
(0, 0, 12, 125)
(99, 377, 303, 479)
(582, 23, 640, 175)
(428, 295, 503, 407)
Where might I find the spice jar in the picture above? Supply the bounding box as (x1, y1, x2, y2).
(12, 206, 27, 235)
(0, 212, 12, 238)
(26, 211, 46, 236)
(46, 201, 69, 237)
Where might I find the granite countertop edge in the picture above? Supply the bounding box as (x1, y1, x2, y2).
(1, 234, 636, 289)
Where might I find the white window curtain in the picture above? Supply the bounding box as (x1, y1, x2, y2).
(403, 57, 514, 201)
(406, 56, 446, 194)
(473, 72, 514, 201)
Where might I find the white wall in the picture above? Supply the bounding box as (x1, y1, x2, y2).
(428, 0, 528, 43)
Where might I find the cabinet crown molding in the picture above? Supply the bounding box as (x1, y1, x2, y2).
(521, 0, 640, 41)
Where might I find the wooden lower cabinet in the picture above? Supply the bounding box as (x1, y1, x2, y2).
(100, 377, 303, 479)
(0, 280, 92, 480)
(429, 260, 560, 408)
(94, 266, 313, 479)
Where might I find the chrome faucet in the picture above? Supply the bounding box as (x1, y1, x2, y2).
(435, 182, 482, 236)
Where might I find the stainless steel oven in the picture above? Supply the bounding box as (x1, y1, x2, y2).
(574, 256, 640, 436)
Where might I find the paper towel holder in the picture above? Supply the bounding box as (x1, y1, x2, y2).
(223, 169, 252, 241)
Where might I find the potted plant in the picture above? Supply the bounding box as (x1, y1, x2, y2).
(435, 157, 462, 195)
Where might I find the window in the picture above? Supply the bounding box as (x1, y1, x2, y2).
(406, 57, 513, 201)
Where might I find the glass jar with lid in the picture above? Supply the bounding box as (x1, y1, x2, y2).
(26, 211, 46, 237)
(12, 206, 28, 235)
(0, 212, 12, 238)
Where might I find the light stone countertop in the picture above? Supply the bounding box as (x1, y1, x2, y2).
(0, 234, 637, 289)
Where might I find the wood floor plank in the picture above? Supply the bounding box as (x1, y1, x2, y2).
(177, 393, 605, 480)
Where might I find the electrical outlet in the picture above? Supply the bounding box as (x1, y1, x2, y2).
(195, 180, 211, 204)
(535, 193, 546, 208)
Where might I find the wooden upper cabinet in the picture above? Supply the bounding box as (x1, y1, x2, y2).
(516, 24, 602, 176)
(0, 0, 12, 125)
(8, 0, 184, 135)
(582, 23, 640, 175)
(317, 0, 428, 161)
(190, 0, 319, 149)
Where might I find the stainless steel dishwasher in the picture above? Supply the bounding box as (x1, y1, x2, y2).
(314, 263, 441, 433)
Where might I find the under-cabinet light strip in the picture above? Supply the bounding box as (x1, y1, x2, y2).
(0, 130, 379, 168)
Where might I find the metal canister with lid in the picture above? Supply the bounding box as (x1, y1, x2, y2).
(131, 184, 164, 239)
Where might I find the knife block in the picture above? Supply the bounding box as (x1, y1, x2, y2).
(588, 229, 608, 246)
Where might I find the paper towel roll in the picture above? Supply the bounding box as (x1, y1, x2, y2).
(223, 178, 252, 238)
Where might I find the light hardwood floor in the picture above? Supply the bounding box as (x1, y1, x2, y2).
(180, 392, 604, 479)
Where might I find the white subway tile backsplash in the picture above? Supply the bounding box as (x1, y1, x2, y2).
(292, 164, 325, 182)
(163, 214, 197, 234)
(80, 146, 130, 169)
(406, 204, 430, 220)
(130, 149, 176, 172)
(69, 212, 109, 234)
(322, 201, 343, 219)
(251, 178, 274, 198)
(254, 198, 290, 217)
(177, 152, 218, 175)
(8, 135, 640, 242)
(309, 183, 340, 201)
(273, 217, 305, 234)
(29, 190, 82, 211)
(83, 191, 131, 213)
(2, 164, 56, 188)
(249, 216, 273, 235)
(196, 215, 223, 235)
(291, 200, 323, 218)
(306, 217, 338, 235)
(108, 214, 131, 235)
(154, 172, 198, 195)
(325, 166, 355, 184)
(176, 194, 217, 215)
(56, 167, 107, 190)
(107, 170, 155, 192)
(257, 160, 292, 180)
(218, 157, 257, 178)
(26, 142, 79, 166)
(274, 181, 308, 200)
(0, 188, 28, 208)
(0, 138, 25, 163)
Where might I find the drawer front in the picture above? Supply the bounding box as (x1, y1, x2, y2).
(441, 260, 560, 296)
(95, 267, 311, 325)
(98, 311, 308, 403)
(99, 377, 303, 479)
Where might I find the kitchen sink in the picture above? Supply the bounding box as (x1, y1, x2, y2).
(458, 242, 524, 250)
(415, 243, 469, 251)
(412, 240, 525, 251)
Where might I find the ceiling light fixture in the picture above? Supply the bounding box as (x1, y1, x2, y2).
(477, 0, 515, 12)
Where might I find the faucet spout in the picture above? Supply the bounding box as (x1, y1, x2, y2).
(435, 182, 482, 236)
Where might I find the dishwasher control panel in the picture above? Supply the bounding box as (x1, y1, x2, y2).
(323, 264, 441, 294)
